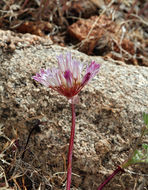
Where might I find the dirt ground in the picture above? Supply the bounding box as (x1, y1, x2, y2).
(0, 0, 148, 66)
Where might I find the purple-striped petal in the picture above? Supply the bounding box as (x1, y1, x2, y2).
(64, 70, 73, 87)
(86, 61, 100, 74)
(32, 53, 101, 99)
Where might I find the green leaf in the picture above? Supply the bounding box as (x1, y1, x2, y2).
(130, 144, 148, 165)
(142, 143, 148, 150)
(131, 150, 143, 163)
(143, 113, 148, 126)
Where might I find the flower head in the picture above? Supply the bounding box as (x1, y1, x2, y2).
(33, 52, 100, 100)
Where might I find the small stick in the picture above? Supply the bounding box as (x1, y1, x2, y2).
(21, 120, 41, 159)
(22, 0, 29, 9)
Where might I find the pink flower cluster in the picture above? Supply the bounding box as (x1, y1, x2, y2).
(33, 52, 100, 99)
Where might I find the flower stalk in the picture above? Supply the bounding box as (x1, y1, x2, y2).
(66, 103, 76, 190)
(97, 166, 124, 190)
(32, 52, 100, 189)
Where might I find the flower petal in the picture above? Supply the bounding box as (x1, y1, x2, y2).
(32, 53, 101, 99)
(87, 61, 100, 73)
(72, 59, 83, 81)
(64, 69, 73, 88)
(81, 61, 100, 87)
(32, 68, 59, 87)
(57, 54, 66, 72)
(66, 52, 73, 72)
(86, 61, 100, 80)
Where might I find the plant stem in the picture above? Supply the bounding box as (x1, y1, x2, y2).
(21, 126, 36, 159)
(66, 103, 76, 190)
(21, 120, 41, 159)
(22, 0, 29, 9)
(97, 166, 124, 190)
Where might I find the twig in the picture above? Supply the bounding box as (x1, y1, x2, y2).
(53, 171, 80, 178)
(79, 0, 116, 49)
(126, 0, 138, 18)
(125, 169, 148, 177)
(22, 0, 29, 9)
(0, 166, 9, 187)
(121, 15, 148, 26)
(21, 120, 41, 159)
(106, 57, 126, 65)
(13, 178, 22, 190)
(21, 127, 36, 159)
(138, 2, 148, 16)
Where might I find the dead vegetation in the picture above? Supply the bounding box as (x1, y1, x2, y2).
(0, 0, 147, 65)
(0, 120, 67, 190)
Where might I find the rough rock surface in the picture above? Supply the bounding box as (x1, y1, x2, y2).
(0, 29, 148, 190)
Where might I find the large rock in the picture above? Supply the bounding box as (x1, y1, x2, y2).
(0, 30, 148, 190)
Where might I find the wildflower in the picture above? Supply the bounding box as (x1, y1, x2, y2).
(32, 52, 100, 101)
(32, 52, 100, 190)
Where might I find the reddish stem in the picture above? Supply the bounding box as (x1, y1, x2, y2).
(66, 103, 76, 190)
(138, 2, 148, 16)
(22, 0, 29, 9)
(126, 0, 138, 18)
(97, 166, 124, 190)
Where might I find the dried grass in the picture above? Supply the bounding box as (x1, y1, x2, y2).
(76, 0, 148, 66)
